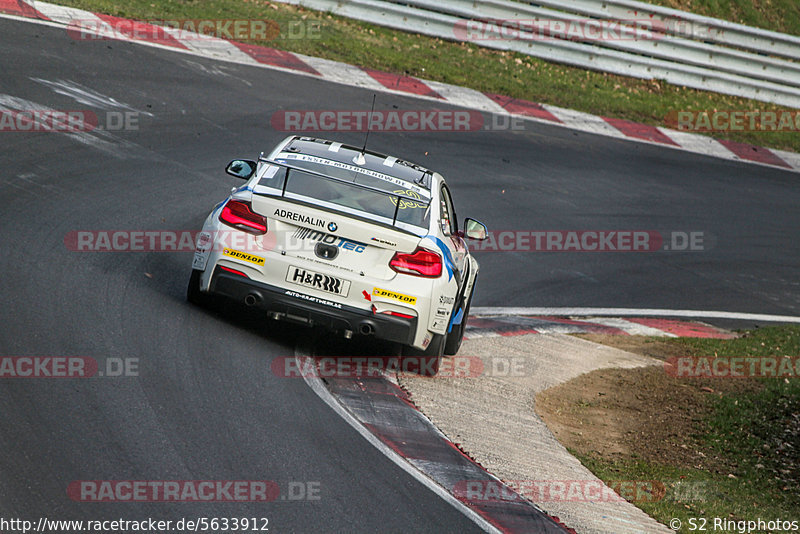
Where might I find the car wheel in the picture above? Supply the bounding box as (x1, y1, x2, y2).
(444, 289, 473, 356)
(187, 269, 210, 307)
(402, 334, 444, 376)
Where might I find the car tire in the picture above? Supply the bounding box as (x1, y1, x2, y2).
(187, 269, 211, 307)
(402, 334, 444, 376)
(444, 288, 473, 356)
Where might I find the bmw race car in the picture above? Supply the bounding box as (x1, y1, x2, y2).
(187, 136, 487, 374)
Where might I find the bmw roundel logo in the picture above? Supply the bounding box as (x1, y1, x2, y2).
(328, 222, 338, 233)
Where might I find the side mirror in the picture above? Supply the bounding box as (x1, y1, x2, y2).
(226, 159, 257, 180)
(464, 218, 488, 240)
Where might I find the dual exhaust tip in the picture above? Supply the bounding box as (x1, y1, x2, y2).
(244, 292, 375, 337)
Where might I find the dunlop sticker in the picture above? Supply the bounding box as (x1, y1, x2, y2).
(223, 248, 265, 266)
(372, 287, 417, 305)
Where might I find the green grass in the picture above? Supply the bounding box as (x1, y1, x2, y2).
(41, 0, 800, 154)
(647, 0, 800, 37)
(577, 325, 800, 533)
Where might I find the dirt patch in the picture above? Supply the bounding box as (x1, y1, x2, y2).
(573, 334, 691, 361)
(536, 336, 764, 472)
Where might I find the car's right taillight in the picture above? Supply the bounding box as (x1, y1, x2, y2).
(390, 247, 442, 278)
(219, 200, 267, 235)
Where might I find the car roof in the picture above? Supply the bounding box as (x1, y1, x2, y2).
(280, 136, 433, 190)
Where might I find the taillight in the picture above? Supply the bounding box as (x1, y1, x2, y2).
(385, 310, 414, 319)
(390, 247, 442, 278)
(219, 200, 267, 235)
(219, 265, 249, 278)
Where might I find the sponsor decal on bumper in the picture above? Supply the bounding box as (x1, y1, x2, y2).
(372, 287, 417, 305)
(222, 248, 265, 266)
(284, 290, 342, 309)
(287, 266, 350, 296)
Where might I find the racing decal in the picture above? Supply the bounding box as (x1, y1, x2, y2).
(422, 333, 432, 348)
(273, 208, 326, 228)
(297, 255, 357, 273)
(277, 153, 431, 198)
(192, 231, 213, 270)
(370, 237, 397, 247)
(287, 266, 350, 296)
(436, 307, 449, 317)
(426, 235, 456, 282)
(439, 295, 455, 305)
(293, 228, 366, 253)
(372, 287, 417, 305)
(390, 189, 427, 210)
(222, 248, 265, 266)
(284, 290, 342, 309)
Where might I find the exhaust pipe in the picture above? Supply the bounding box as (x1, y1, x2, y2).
(359, 323, 375, 336)
(244, 293, 261, 306)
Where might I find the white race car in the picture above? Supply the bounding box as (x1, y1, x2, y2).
(188, 136, 487, 374)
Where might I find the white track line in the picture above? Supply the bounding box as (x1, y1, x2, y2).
(472, 307, 800, 323)
(294, 348, 501, 534)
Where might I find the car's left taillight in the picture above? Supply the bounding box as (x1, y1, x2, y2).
(219, 200, 267, 235)
(390, 247, 442, 278)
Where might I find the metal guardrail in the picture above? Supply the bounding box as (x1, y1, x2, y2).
(397, 0, 800, 88)
(530, 0, 800, 61)
(275, 0, 800, 108)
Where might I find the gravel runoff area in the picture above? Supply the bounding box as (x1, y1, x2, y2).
(397, 334, 674, 534)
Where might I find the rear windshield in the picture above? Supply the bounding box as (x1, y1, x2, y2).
(275, 152, 431, 198)
(254, 161, 430, 230)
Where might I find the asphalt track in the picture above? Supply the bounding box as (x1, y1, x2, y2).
(1, 16, 799, 532)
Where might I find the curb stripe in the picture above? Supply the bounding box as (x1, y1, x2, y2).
(295, 352, 505, 534)
(604, 117, 680, 146)
(328, 377, 573, 533)
(232, 41, 320, 75)
(301, 55, 387, 90)
(0, 0, 47, 19)
(484, 93, 562, 123)
(363, 68, 443, 99)
(585, 317, 679, 337)
(624, 318, 736, 339)
(716, 139, 792, 168)
(542, 105, 629, 138)
(92, 13, 187, 49)
(530, 316, 631, 336)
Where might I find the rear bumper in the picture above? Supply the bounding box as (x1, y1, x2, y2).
(209, 266, 418, 345)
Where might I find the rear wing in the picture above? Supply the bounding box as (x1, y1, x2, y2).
(252, 159, 431, 234)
